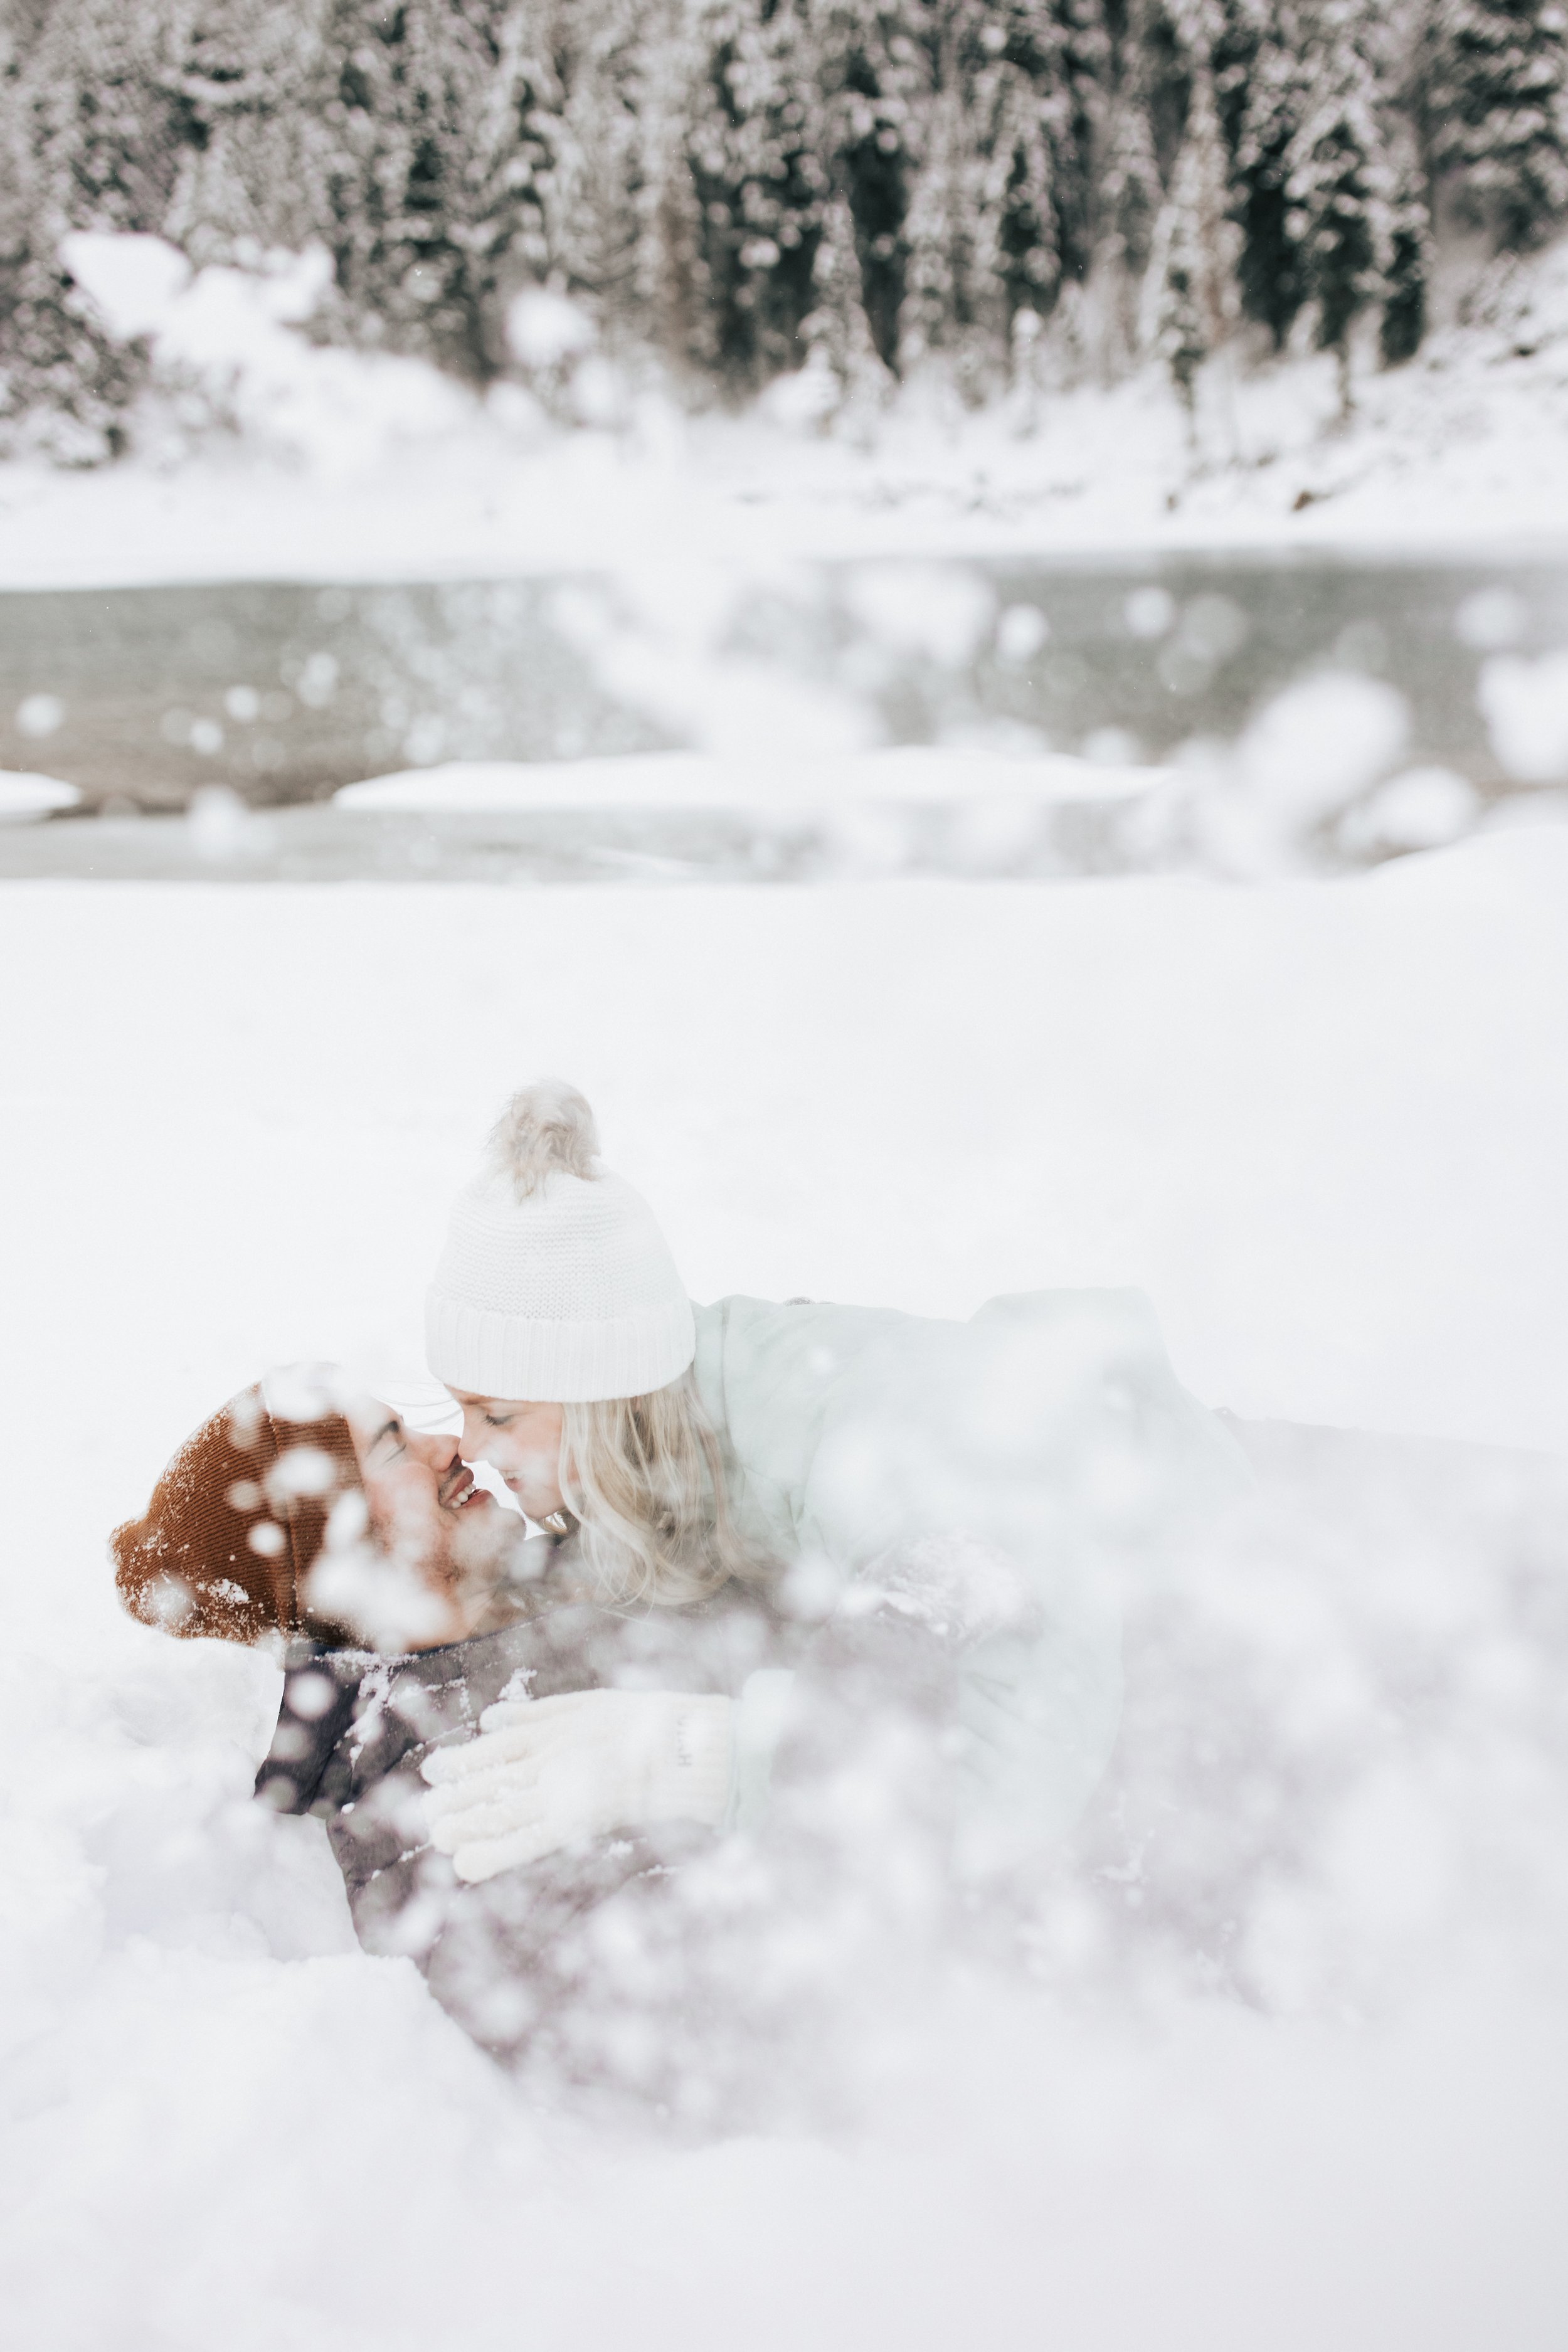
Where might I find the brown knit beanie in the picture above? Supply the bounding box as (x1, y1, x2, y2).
(111, 1382, 363, 1646)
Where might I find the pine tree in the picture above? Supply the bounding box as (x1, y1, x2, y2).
(795, 184, 885, 392)
(1087, 38, 1164, 366)
(1285, 0, 1395, 414)
(1420, 0, 1568, 250)
(1084, 1, 1174, 366)
(1224, 0, 1313, 346)
(1379, 120, 1431, 363)
(14, 0, 190, 237)
(1094, 90, 1162, 283)
(1049, 0, 1115, 295)
(898, 77, 996, 383)
(0, 0, 178, 458)
(681, 0, 829, 387)
(159, 0, 332, 264)
(1148, 46, 1239, 423)
(1123, 0, 1190, 183)
(892, 1, 1101, 393)
(995, 62, 1062, 337)
(305, 0, 553, 382)
(813, 0, 924, 373)
(525, 0, 670, 346)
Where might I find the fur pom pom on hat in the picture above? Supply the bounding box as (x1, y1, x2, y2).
(425, 1081, 696, 1403)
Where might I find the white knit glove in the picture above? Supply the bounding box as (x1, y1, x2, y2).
(420, 1688, 734, 1883)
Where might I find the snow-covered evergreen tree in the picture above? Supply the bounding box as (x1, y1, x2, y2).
(1224, 0, 1313, 345)
(1148, 39, 1239, 420)
(893, 1, 1094, 393)
(159, 0, 331, 263)
(1094, 88, 1162, 283)
(680, 0, 828, 384)
(522, 0, 672, 348)
(0, 0, 178, 455)
(14, 0, 191, 236)
(1285, 0, 1396, 413)
(302, 0, 553, 380)
(898, 76, 1000, 385)
(810, 0, 926, 371)
(1379, 118, 1431, 362)
(1420, 0, 1568, 250)
(0, 0, 1532, 444)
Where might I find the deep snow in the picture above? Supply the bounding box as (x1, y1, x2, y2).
(2, 831, 1567, 2347)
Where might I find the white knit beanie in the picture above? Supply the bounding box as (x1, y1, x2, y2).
(425, 1081, 696, 1403)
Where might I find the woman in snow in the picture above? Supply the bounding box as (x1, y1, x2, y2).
(412, 1079, 1249, 1891)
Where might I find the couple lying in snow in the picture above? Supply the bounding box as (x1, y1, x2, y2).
(112, 1081, 1247, 2085)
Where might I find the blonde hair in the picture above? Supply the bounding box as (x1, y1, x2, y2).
(547, 1371, 766, 1609)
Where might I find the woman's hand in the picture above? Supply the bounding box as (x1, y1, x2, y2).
(420, 1688, 733, 1883)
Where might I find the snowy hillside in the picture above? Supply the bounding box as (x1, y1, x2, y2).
(3, 224, 1568, 593)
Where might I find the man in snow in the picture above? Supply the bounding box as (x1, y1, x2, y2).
(112, 1367, 529, 1655)
(112, 1352, 1049, 2124)
(109, 1374, 964, 2104)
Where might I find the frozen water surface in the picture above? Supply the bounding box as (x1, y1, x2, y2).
(4, 556, 1567, 819)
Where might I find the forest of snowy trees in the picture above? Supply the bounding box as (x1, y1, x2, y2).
(3, 0, 1567, 454)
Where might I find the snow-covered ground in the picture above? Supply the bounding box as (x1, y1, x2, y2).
(3, 828, 1567, 2348)
(4, 225, 1568, 2346)
(4, 231, 1568, 592)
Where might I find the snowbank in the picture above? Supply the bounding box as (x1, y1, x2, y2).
(335, 747, 1162, 813)
(3, 232, 1568, 590)
(0, 770, 78, 822)
(60, 233, 477, 479)
(3, 829, 1566, 2346)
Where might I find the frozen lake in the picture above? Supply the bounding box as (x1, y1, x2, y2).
(3, 551, 1564, 881)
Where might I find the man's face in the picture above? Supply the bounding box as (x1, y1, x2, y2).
(447, 1392, 568, 1523)
(347, 1406, 511, 1597)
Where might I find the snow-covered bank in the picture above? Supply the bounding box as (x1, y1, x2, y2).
(2, 830, 1565, 2348)
(4, 233, 1568, 590)
(335, 745, 1163, 812)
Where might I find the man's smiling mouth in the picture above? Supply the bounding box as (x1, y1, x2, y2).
(438, 1463, 491, 1513)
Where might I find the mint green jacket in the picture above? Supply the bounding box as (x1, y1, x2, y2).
(692, 1290, 1249, 1867)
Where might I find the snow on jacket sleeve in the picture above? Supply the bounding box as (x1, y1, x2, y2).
(693, 1290, 1251, 1866)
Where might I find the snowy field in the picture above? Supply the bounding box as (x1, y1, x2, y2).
(3, 828, 1567, 2349)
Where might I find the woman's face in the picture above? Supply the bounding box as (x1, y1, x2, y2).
(448, 1391, 567, 1522)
